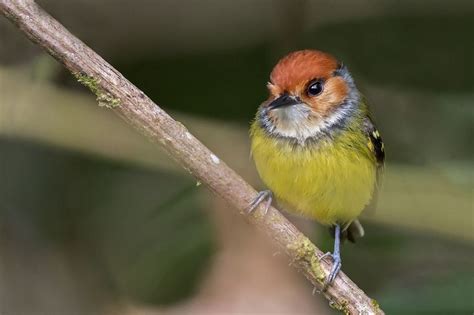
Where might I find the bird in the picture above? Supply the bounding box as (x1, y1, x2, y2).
(248, 49, 385, 285)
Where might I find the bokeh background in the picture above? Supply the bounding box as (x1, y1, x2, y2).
(1, 0, 473, 314)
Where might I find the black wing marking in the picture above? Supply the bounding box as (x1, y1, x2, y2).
(364, 117, 385, 173)
(363, 117, 385, 215)
(368, 128, 385, 168)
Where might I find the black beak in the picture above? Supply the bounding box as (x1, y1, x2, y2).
(268, 93, 301, 110)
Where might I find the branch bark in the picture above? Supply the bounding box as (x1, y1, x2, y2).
(0, 1, 384, 314)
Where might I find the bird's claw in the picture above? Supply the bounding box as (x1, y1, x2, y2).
(318, 251, 333, 262)
(318, 251, 342, 289)
(326, 255, 342, 284)
(246, 190, 273, 216)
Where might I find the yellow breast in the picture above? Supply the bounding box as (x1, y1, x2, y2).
(250, 122, 376, 226)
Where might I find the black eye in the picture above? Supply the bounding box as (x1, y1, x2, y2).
(307, 80, 324, 97)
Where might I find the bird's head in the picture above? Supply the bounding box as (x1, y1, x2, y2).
(259, 50, 359, 143)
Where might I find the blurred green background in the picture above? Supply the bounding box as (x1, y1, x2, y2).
(1, 1, 473, 314)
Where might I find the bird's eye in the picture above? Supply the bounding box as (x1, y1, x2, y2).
(306, 80, 324, 97)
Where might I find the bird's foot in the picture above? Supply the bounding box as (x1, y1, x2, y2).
(318, 251, 342, 288)
(246, 190, 273, 216)
(326, 253, 342, 284)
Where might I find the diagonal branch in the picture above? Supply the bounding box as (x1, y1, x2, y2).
(0, 1, 384, 314)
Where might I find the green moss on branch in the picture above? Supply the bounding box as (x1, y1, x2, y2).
(287, 236, 326, 284)
(74, 72, 121, 108)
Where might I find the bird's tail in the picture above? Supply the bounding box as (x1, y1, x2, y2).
(330, 219, 365, 243)
(346, 219, 365, 243)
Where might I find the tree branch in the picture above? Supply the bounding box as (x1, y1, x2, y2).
(0, 1, 383, 314)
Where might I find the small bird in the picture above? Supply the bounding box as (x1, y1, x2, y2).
(248, 50, 385, 285)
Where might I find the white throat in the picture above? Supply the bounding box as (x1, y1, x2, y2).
(272, 104, 322, 142)
(260, 102, 354, 145)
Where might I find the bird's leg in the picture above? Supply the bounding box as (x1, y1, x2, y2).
(321, 224, 342, 287)
(246, 190, 273, 215)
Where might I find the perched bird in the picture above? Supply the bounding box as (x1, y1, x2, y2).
(248, 50, 385, 284)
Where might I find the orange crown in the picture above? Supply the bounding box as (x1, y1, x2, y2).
(270, 50, 339, 92)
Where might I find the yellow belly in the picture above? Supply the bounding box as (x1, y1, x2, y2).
(250, 124, 376, 226)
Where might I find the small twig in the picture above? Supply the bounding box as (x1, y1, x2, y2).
(0, 1, 384, 314)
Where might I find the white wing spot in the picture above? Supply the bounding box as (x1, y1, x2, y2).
(185, 132, 192, 140)
(210, 154, 220, 164)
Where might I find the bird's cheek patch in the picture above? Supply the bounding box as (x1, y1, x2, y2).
(315, 77, 348, 116)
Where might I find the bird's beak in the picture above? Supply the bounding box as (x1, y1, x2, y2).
(268, 93, 301, 110)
